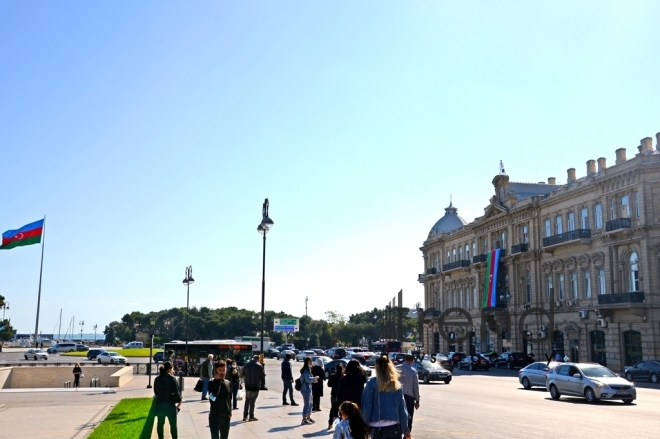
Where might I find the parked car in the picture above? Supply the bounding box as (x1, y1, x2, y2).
(25, 349, 49, 360)
(87, 349, 108, 360)
(312, 346, 327, 352)
(326, 348, 347, 359)
(519, 361, 560, 389)
(547, 362, 636, 404)
(153, 351, 164, 362)
(47, 342, 77, 354)
(76, 344, 90, 352)
(296, 350, 316, 362)
(410, 360, 452, 384)
(458, 354, 491, 371)
(624, 359, 660, 383)
(277, 349, 297, 360)
(97, 352, 127, 364)
(266, 348, 280, 359)
(493, 352, 528, 369)
(123, 341, 144, 349)
(448, 352, 467, 367)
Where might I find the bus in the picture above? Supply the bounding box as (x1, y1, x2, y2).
(164, 340, 253, 367)
(370, 340, 402, 354)
(234, 336, 275, 353)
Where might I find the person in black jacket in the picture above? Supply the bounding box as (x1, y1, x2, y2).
(336, 359, 367, 410)
(208, 360, 232, 439)
(227, 360, 241, 410)
(241, 355, 265, 422)
(326, 362, 344, 429)
(311, 358, 326, 411)
(280, 353, 298, 406)
(154, 361, 182, 439)
(72, 363, 82, 391)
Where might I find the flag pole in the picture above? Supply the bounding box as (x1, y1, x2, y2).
(33, 216, 46, 347)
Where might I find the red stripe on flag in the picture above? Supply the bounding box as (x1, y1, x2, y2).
(1, 227, 43, 245)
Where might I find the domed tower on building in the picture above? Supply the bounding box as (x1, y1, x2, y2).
(428, 202, 468, 238)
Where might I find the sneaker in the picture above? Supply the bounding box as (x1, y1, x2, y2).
(302, 419, 312, 425)
(291, 402, 299, 406)
(233, 407, 238, 410)
(249, 417, 258, 421)
(243, 418, 248, 422)
(308, 418, 315, 423)
(283, 401, 290, 405)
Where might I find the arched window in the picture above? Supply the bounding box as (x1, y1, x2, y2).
(629, 252, 639, 292)
(525, 271, 532, 303)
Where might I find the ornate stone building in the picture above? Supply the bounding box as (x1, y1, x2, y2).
(418, 133, 660, 371)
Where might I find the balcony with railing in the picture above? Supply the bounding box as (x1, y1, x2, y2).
(542, 229, 591, 247)
(472, 249, 507, 264)
(510, 243, 529, 254)
(597, 291, 645, 306)
(442, 260, 470, 272)
(426, 267, 438, 275)
(418, 273, 425, 282)
(605, 218, 632, 232)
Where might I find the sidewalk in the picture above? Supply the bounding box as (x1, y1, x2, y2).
(154, 364, 334, 438)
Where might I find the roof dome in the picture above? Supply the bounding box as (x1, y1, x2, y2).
(429, 202, 467, 237)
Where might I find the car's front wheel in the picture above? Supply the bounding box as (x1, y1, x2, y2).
(507, 362, 513, 370)
(549, 384, 561, 400)
(625, 372, 633, 382)
(24, 356, 27, 360)
(98, 359, 102, 364)
(522, 377, 531, 389)
(622, 399, 633, 405)
(584, 387, 598, 404)
(34, 356, 38, 361)
(469, 364, 474, 371)
(650, 373, 658, 384)
(444, 378, 451, 384)
(423, 374, 430, 385)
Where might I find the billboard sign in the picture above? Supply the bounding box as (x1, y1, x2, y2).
(274, 318, 299, 332)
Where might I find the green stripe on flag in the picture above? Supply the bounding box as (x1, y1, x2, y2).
(0, 236, 42, 250)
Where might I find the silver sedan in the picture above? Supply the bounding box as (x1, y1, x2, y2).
(519, 361, 560, 389)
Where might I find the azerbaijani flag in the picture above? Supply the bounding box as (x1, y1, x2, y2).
(1, 219, 44, 250)
(482, 248, 501, 308)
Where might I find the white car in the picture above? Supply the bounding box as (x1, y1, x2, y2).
(97, 352, 127, 364)
(25, 349, 49, 360)
(296, 350, 316, 362)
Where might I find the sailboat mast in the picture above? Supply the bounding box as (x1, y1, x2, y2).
(58, 308, 62, 341)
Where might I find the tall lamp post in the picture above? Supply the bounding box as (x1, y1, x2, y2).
(147, 318, 156, 388)
(257, 198, 274, 358)
(1, 302, 8, 321)
(79, 320, 85, 344)
(93, 324, 97, 345)
(305, 296, 308, 349)
(183, 266, 194, 373)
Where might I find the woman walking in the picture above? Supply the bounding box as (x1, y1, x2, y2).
(360, 356, 409, 439)
(299, 357, 318, 425)
(228, 359, 241, 410)
(336, 360, 367, 409)
(327, 362, 344, 428)
(311, 358, 326, 412)
(154, 361, 182, 439)
(72, 363, 82, 390)
(333, 401, 370, 439)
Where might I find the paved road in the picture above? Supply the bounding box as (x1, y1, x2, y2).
(0, 349, 153, 364)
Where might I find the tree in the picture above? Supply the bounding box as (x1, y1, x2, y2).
(103, 325, 116, 345)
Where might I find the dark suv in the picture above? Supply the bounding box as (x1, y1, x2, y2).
(327, 348, 347, 359)
(87, 349, 107, 360)
(493, 352, 529, 369)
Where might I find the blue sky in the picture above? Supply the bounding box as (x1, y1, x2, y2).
(1, 1, 659, 336)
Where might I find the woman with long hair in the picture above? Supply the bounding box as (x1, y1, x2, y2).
(72, 363, 82, 391)
(311, 358, 326, 411)
(336, 359, 367, 410)
(333, 401, 369, 439)
(153, 361, 182, 439)
(360, 356, 409, 439)
(300, 357, 318, 425)
(327, 362, 345, 428)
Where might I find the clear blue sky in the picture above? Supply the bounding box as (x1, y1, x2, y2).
(2, 1, 659, 336)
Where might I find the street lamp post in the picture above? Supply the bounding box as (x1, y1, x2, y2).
(93, 324, 97, 345)
(79, 320, 85, 344)
(1, 302, 8, 321)
(182, 266, 194, 374)
(257, 198, 274, 359)
(305, 296, 308, 349)
(147, 318, 156, 388)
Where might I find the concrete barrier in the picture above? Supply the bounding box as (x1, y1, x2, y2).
(2, 366, 132, 389)
(0, 367, 11, 388)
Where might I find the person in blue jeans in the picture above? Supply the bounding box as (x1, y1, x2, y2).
(361, 355, 410, 439)
(200, 354, 215, 400)
(281, 353, 299, 406)
(300, 357, 318, 425)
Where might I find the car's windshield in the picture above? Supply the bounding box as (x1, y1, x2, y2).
(109, 353, 119, 356)
(421, 361, 444, 370)
(581, 366, 616, 378)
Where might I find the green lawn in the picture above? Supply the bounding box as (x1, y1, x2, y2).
(62, 348, 163, 357)
(89, 397, 155, 439)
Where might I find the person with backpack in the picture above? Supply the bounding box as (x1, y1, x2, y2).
(299, 357, 318, 425)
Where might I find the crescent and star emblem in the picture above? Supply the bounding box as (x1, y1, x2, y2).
(14, 233, 24, 239)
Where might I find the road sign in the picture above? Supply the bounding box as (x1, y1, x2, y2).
(274, 318, 299, 332)
(415, 342, 424, 347)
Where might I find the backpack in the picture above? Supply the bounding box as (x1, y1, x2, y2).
(294, 377, 302, 391)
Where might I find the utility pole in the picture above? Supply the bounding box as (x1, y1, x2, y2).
(305, 296, 308, 349)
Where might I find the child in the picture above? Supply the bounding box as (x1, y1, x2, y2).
(333, 401, 369, 439)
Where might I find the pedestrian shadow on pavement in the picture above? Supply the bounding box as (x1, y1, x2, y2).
(257, 405, 285, 409)
(301, 429, 333, 437)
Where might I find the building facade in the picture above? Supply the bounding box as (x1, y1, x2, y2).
(418, 133, 660, 371)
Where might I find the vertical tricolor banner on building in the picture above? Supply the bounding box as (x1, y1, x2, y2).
(482, 248, 501, 308)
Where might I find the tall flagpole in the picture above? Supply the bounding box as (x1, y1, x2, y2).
(33, 216, 46, 347)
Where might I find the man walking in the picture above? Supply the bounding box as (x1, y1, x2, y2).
(281, 353, 298, 406)
(208, 360, 233, 439)
(398, 354, 420, 435)
(200, 354, 214, 401)
(242, 355, 265, 422)
(259, 353, 268, 390)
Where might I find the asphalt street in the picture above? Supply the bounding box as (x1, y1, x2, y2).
(0, 348, 153, 364)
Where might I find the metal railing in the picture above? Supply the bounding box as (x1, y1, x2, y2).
(597, 291, 644, 305)
(510, 243, 529, 254)
(605, 218, 632, 232)
(542, 229, 591, 247)
(472, 254, 487, 263)
(442, 260, 470, 271)
(426, 267, 438, 275)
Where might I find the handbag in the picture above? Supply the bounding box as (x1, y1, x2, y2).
(237, 389, 245, 400)
(194, 379, 203, 392)
(294, 377, 302, 391)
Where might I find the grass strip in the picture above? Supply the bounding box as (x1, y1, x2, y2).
(88, 397, 155, 439)
(62, 348, 163, 357)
